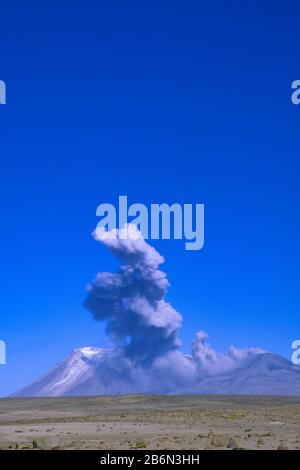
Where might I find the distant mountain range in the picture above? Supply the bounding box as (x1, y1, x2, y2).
(13, 347, 300, 397)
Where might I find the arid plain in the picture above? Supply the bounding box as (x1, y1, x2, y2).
(0, 395, 299, 450)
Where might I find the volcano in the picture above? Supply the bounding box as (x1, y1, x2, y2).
(13, 349, 300, 397)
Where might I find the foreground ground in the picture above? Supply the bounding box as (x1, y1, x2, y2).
(0, 395, 299, 450)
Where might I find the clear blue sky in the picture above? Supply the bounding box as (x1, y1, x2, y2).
(0, 1, 299, 396)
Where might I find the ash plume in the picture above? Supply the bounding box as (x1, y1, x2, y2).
(192, 331, 265, 376)
(84, 224, 264, 393)
(85, 224, 182, 365)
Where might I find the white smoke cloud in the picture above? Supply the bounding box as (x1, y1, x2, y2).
(192, 331, 265, 377)
(84, 224, 264, 393)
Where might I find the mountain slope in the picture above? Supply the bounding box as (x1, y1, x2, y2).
(13, 347, 111, 397)
(13, 349, 300, 397)
(178, 353, 300, 395)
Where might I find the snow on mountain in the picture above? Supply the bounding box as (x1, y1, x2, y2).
(13, 347, 112, 397)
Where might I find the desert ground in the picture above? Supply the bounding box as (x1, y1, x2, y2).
(0, 395, 299, 450)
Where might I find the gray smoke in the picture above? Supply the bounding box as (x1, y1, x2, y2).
(85, 224, 182, 366)
(192, 331, 264, 376)
(84, 224, 264, 393)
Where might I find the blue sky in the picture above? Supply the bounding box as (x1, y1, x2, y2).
(0, 0, 299, 395)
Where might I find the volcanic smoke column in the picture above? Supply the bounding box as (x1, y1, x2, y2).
(84, 225, 182, 366)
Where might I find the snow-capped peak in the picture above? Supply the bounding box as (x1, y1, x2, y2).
(76, 347, 103, 358)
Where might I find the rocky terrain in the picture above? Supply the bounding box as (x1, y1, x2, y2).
(0, 395, 299, 450)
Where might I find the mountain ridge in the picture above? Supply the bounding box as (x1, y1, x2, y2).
(13, 348, 300, 397)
